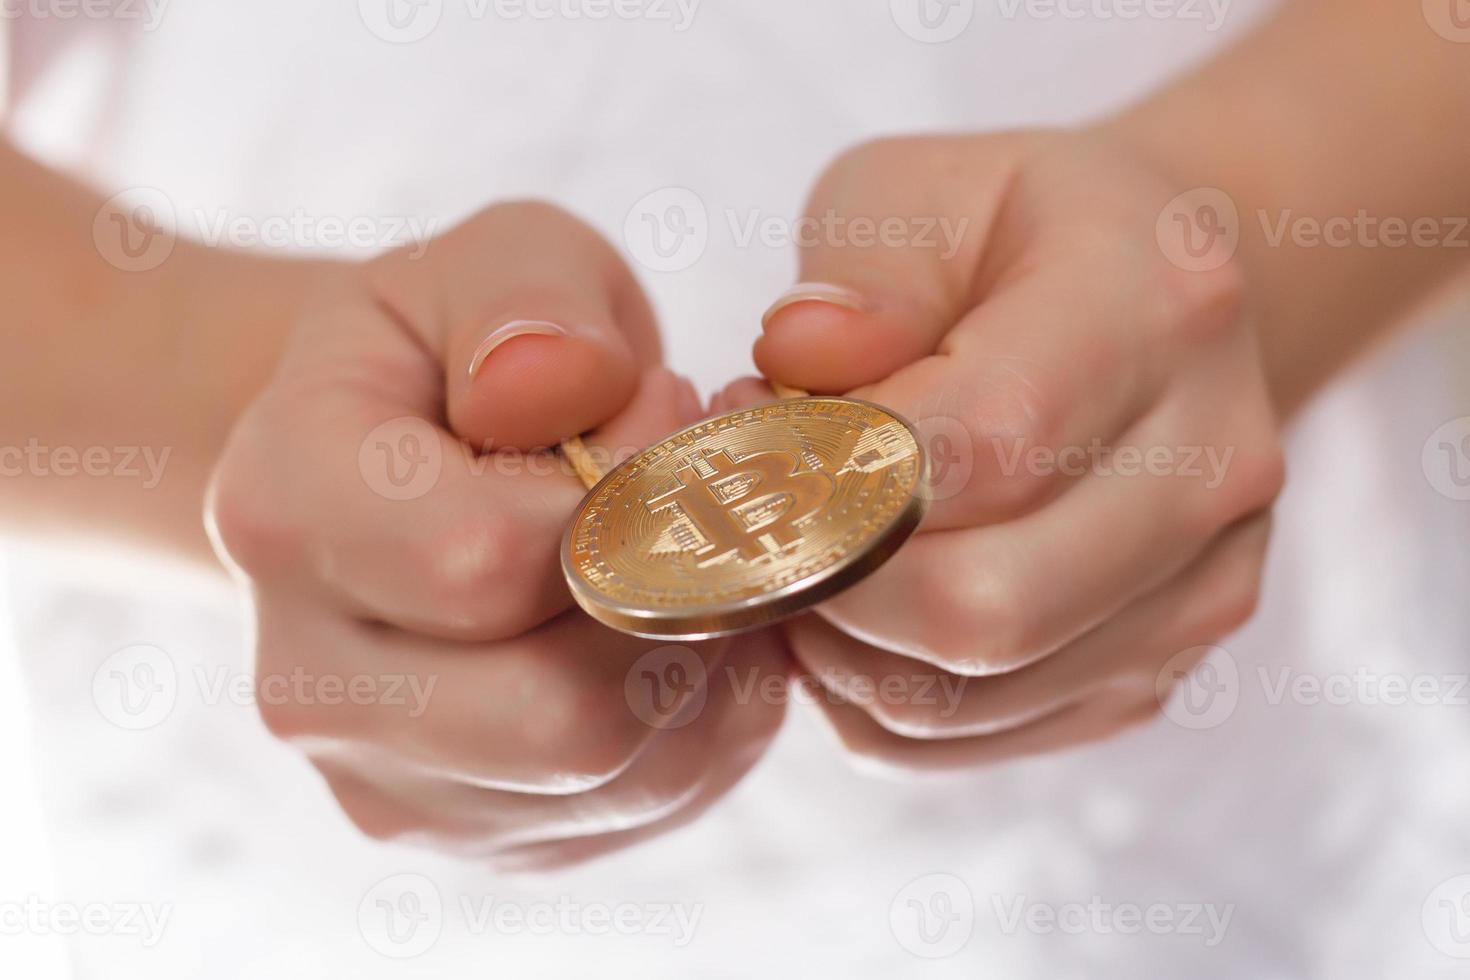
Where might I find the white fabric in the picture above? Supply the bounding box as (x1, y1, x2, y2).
(7, 1, 1470, 975)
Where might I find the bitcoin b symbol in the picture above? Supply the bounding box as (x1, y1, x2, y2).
(648, 450, 834, 567)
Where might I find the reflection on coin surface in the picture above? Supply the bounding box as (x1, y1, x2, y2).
(563, 397, 927, 639)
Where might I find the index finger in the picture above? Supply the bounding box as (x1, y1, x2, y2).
(210, 283, 698, 644)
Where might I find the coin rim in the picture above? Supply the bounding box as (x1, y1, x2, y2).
(560, 396, 929, 640)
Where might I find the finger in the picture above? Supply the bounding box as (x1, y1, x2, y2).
(751, 272, 1171, 533)
(217, 309, 698, 644)
(477, 629, 791, 864)
(254, 600, 732, 796)
(371, 200, 662, 450)
(762, 163, 1246, 531)
(813, 685, 1154, 776)
(754, 136, 1006, 393)
(583, 365, 702, 474)
(817, 397, 1283, 676)
(317, 629, 790, 858)
(490, 736, 762, 872)
(849, 262, 1190, 530)
(709, 376, 777, 415)
(790, 515, 1269, 739)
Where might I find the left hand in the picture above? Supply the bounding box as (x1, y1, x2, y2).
(720, 129, 1285, 771)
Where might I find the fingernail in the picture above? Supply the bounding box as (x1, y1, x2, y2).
(761, 282, 871, 329)
(468, 320, 568, 380)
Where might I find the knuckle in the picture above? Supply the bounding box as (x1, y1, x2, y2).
(952, 373, 1065, 516)
(428, 652, 655, 793)
(519, 681, 651, 791)
(958, 367, 1060, 449)
(474, 199, 610, 262)
(207, 456, 300, 577)
(423, 199, 605, 275)
(1198, 445, 1285, 531)
(867, 696, 947, 741)
(813, 136, 945, 214)
(252, 624, 345, 744)
(1180, 443, 1284, 539)
(827, 712, 894, 770)
(462, 199, 577, 243)
(207, 390, 330, 576)
(1199, 539, 1270, 637)
(1155, 256, 1247, 342)
(1115, 698, 1165, 733)
(413, 511, 536, 626)
(537, 723, 646, 792)
(1233, 444, 1287, 509)
(1178, 488, 1232, 543)
(614, 763, 707, 819)
(482, 198, 578, 229)
(825, 136, 916, 180)
(1211, 576, 1264, 636)
(254, 678, 319, 741)
(912, 563, 1035, 676)
(334, 793, 418, 845)
(329, 782, 476, 849)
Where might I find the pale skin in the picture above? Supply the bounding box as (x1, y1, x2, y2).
(1, 0, 1466, 863)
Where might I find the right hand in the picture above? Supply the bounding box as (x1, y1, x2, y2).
(207, 202, 789, 870)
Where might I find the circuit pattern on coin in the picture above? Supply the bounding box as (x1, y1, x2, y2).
(563, 398, 926, 638)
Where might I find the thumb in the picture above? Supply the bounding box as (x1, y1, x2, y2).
(753, 138, 995, 394)
(752, 137, 1017, 393)
(374, 201, 662, 450)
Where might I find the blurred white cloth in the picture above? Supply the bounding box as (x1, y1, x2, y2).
(6, 1, 1470, 976)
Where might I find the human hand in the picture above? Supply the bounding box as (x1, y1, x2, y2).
(207, 202, 788, 867)
(728, 131, 1285, 770)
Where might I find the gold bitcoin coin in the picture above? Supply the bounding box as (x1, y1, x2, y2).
(562, 397, 927, 639)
